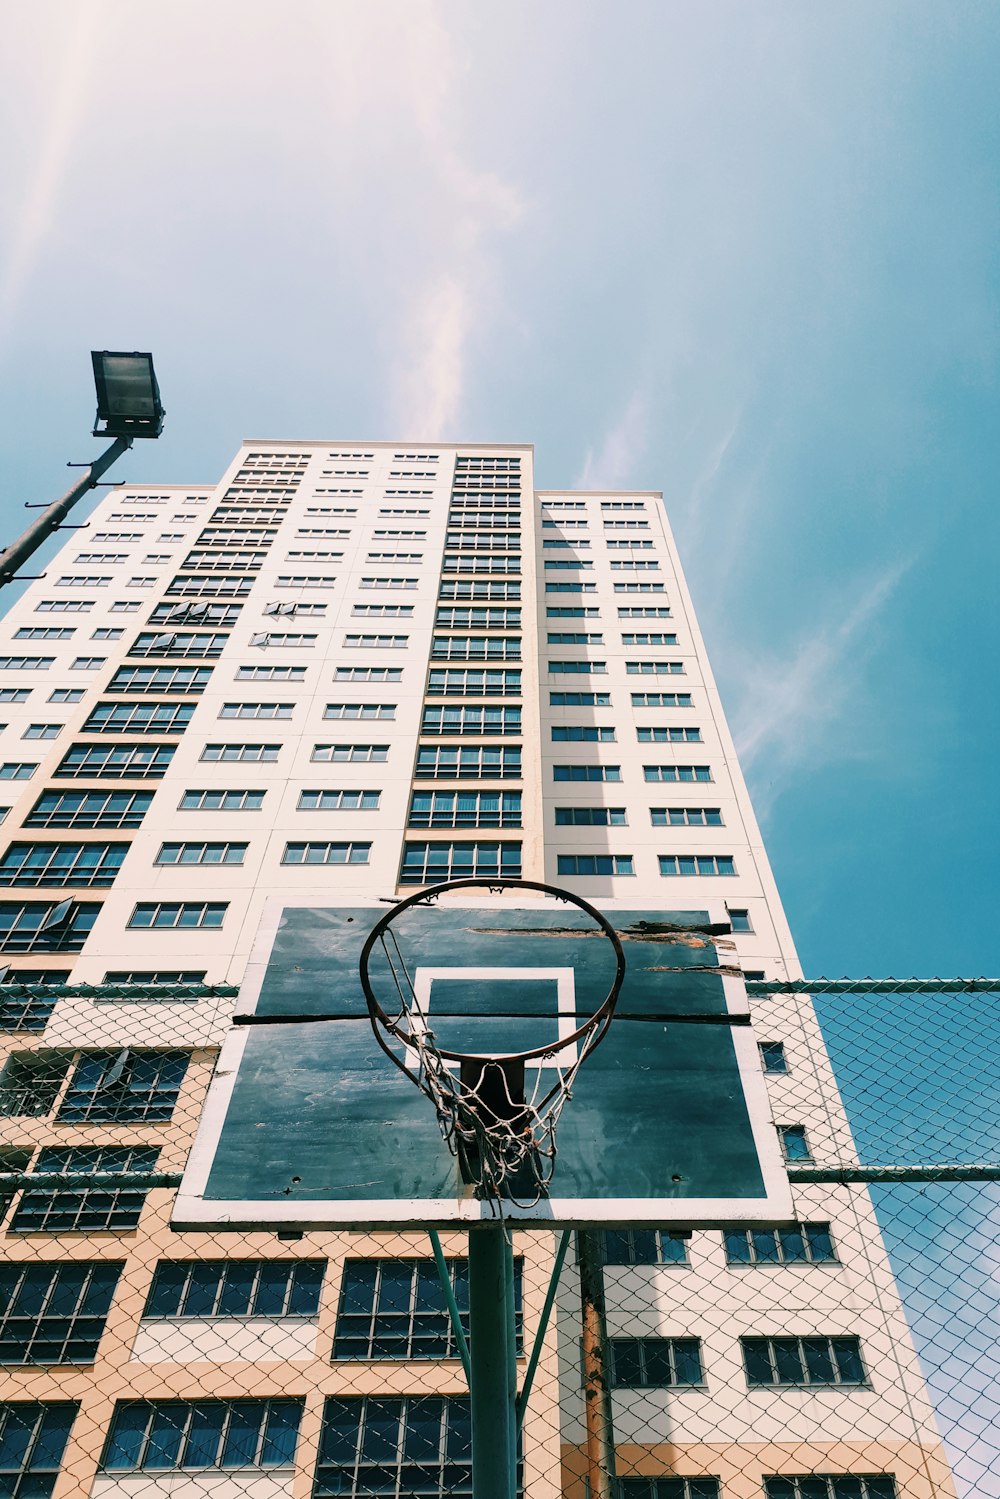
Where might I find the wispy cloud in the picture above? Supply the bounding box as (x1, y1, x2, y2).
(728, 554, 916, 817)
(310, 3, 524, 438)
(576, 391, 649, 489)
(0, 6, 103, 343)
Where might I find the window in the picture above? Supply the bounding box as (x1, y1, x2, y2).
(57, 1051, 190, 1122)
(759, 1041, 787, 1074)
(359, 576, 418, 590)
(432, 635, 520, 661)
(104, 971, 205, 986)
(763, 1478, 895, 1499)
(334, 666, 403, 683)
(46, 689, 84, 704)
(604, 519, 650, 529)
(82, 702, 193, 734)
(13, 628, 74, 640)
(627, 661, 684, 676)
(644, 765, 712, 783)
(632, 693, 692, 708)
(552, 726, 615, 742)
(248, 632, 317, 648)
(353, 604, 414, 617)
(621, 1481, 719, 1499)
(56, 576, 111, 588)
(100, 1399, 303, 1474)
(0, 903, 98, 953)
(0, 689, 30, 703)
(601, 500, 646, 510)
(201, 743, 280, 763)
(36, 598, 93, 611)
(400, 842, 522, 884)
(426, 669, 521, 698)
(156, 842, 246, 866)
(0, 764, 37, 781)
(54, 743, 175, 779)
(742, 1335, 866, 1387)
(275, 575, 337, 588)
(0, 1401, 78, 1494)
(0, 981, 66, 1033)
(557, 855, 634, 876)
(314, 1397, 471, 1499)
(622, 633, 678, 646)
(107, 665, 213, 696)
(21, 725, 61, 741)
(619, 606, 672, 617)
(235, 665, 305, 681)
(311, 743, 389, 765)
(650, 807, 722, 826)
(554, 807, 626, 826)
(11, 1147, 159, 1233)
(298, 790, 381, 812)
(610, 559, 660, 569)
(109, 600, 141, 613)
(144, 1259, 324, 1318)
(0, 658, 53, 671)
(607, 539, 654, 550)
(724, 1224, 836, 1265)
(151, 601, 241, 627)
(91, 628, 124, 640)
(549, 660, 606, 674)
(0, 1053, 70, 1115)
(659, 855, 735, 876)
(325, 703, 396, 721)
(544, 559, 593, 570)
(282, 842, 371, 865)
(608, 1337, 704, 1388)
(0, 842, 126, 888)
(641, 725, 704, 743)
(436, 607, 519, 628)
(0, 1262, 121, 1363)
(415, 746, 521, 780)
(408, 792, 521, 829)
(129, 903, 226, 930)
(552, 765, 621, 782)
(179, 789, 264, 811)
(543, 538, 590, 549)
(439, 580, 521, 601)
(544, 581, 596, 593)
(547, 632, 602, 645)
(777, 1125, 812, 1161)
(549, 692, 611, 707)
(598, 1230, 688, 1265)
(128, 629, 229, 659)
(334, 1258, 522, 1360)
(219, 702, 293, 720)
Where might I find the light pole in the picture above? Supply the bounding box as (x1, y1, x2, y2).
(0, 350, 165, 589)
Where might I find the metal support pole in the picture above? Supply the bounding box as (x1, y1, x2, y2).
(0, 435, 132, 587)
(517, 1229, 571, 1425)
(427, 1230, 472, 1382)
(577, 1229, 617, 1499)
(468, 1225, 517, 1499)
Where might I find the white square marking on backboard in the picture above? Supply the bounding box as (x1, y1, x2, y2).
(409, 966, 578, 1069)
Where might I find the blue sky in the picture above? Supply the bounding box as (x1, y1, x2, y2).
(1, 0, 997, 984)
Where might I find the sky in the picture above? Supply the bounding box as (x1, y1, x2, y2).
(1, 1, 997, 985)
(0, 2, 998, 1483)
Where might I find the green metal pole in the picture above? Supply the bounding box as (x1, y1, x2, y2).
(504, 1234, 518, 1491)
(468, 1225, 517, 1499)
(0, 435, 132, 588)
(427, 1230, 472, 1382)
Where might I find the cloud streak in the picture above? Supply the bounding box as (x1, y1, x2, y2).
(728, 553, 916, 817)
(576, 391, 649, 489)
(0, 6, 104, 344)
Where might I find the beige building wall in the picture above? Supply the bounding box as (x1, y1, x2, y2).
(0, 441, 955, 1497)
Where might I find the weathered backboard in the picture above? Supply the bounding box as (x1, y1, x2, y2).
(172, 897, 792, 1230)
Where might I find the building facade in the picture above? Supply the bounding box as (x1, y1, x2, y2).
(0, 441, 955, 1497)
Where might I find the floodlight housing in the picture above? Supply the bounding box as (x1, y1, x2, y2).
(91, 350, 165, 438)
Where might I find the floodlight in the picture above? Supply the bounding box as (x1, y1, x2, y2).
(91, 350, 165, 439)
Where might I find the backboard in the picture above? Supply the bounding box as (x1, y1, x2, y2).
(172, 895, 793, 1230)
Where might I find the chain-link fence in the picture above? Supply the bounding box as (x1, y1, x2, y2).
(0, 980, 996, 1498)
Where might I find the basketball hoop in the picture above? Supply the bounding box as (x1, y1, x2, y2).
(359, 877, 626, 1206)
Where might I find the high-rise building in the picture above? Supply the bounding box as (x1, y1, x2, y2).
(0, 442, 954, 1497)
